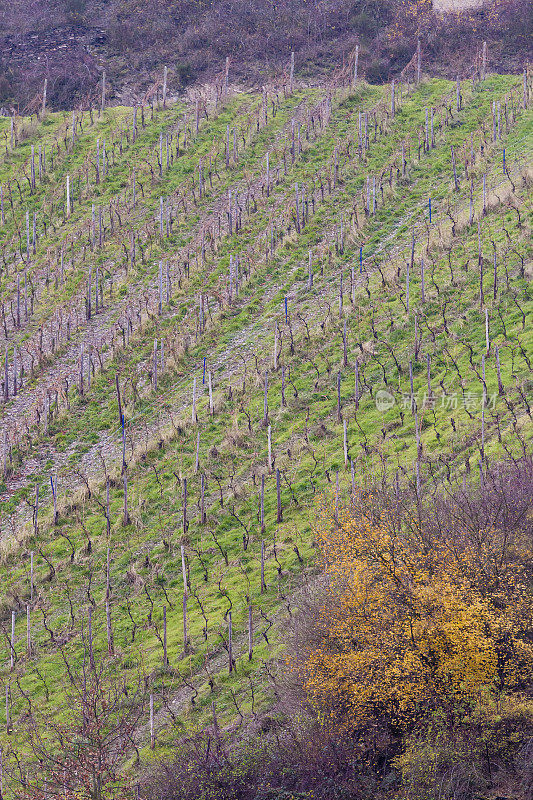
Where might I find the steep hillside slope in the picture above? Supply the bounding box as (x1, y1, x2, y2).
(0, 55, 531, 795)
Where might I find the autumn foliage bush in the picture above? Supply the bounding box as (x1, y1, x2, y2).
(290, 459, 533, 797)
(298, 492, 533, 734)
(145, 461, 533, 799)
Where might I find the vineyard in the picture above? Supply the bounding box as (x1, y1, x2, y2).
(0, 48, 532, 797)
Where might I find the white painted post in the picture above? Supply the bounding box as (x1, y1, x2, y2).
(289, 51, 295, 92)
(353, 45, 359, 87)
(41, 78, 47, 117)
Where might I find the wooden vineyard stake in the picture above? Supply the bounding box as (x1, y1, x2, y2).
(451, 145, 459, 191)
(5, 686, 9, 733)
(335, 470, 339, 523)
(343, 419, 348, 467)
(123, 469, 130, 525)
(34, 487, 39, 538)
(192, 378, 197, 423)
(248, 604, 253, 660)
(263, 372, 269, 425)
(260, 475, 265, 535)
(26, 605, 31, 657)
(183, 593, 188, 648)
(276, 468, 282, 523)
(195, 430, 200, 473)
(163, 606, 167, 665)
(478, 221, 484, 306)
(208, 371, 214, 415)
(260, 539, 266, 592)
(343, 321, 348, 367)
(495, 346, 504, 395)
(181, 544, 188, 597)
(212, 701, 221, 751)
(228, 610, 233, 673)
(10, 612, 15, 671)
(106, 599, 114, 656)
(150, 694, 155, 749)
(88, 607, 94, 669)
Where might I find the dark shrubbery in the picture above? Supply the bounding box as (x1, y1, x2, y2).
(0, 74, 14, 103)
(1, 0, 530, 107)
(142, 726, 393, 800)
(365, 58, 390, 84)
(175, 62, 196, 86)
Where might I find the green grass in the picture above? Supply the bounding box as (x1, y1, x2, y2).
(0, 72, 531, 788)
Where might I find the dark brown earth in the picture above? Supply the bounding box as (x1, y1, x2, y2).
(0, 0, 531, 110)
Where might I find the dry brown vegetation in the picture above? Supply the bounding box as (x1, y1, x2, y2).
(0, 0, 531, 108)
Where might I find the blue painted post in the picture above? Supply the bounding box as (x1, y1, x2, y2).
(202, 357, 206, 384)
(428, 197, 432, 223)
(503, 148, 506, 172)
(284, 297, 288, 323)
(359, 246, 363, 274)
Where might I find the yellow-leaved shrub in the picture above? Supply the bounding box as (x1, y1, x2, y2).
(298, 496, 533, 733)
